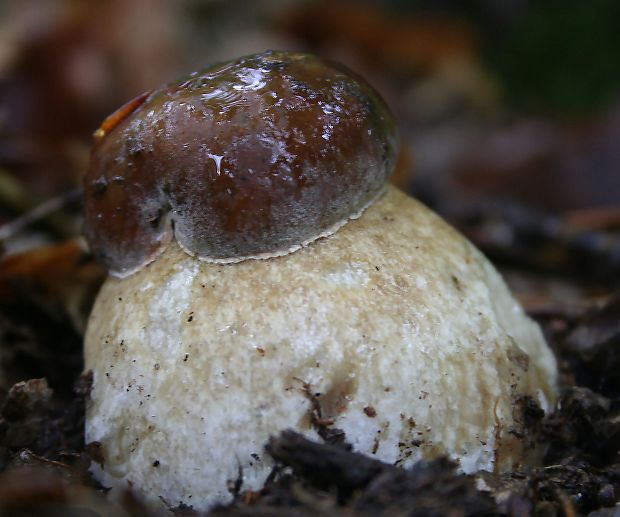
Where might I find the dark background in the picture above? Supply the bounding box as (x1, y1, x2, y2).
(0, 3, 619, 514)
(1, 0, 619, 300)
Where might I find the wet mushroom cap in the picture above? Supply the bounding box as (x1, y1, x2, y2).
(84, 51, 398, 277)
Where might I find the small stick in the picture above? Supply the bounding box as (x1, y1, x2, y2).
(0, 187, 82, 241)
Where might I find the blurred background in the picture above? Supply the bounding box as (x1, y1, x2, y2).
(0, 0, 619, 313)
(0, 3, 619, 510)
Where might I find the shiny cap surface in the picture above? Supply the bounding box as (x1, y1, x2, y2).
(84, 51, 398, 276)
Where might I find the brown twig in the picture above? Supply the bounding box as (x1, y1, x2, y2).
(0, 187, 82, 241)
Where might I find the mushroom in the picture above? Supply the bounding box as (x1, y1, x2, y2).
(83, 51, 557, 512)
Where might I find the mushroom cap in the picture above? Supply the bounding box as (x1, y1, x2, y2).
(84, 186, 557, 512)
(83, 51, 397, 277)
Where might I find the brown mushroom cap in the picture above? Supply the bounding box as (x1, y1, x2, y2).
(84, 51, 398, 277)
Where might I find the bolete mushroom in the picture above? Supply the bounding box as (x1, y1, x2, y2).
(83, 51, 557, 511)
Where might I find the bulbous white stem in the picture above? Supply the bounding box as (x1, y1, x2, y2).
(84, 186, 557, 512)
